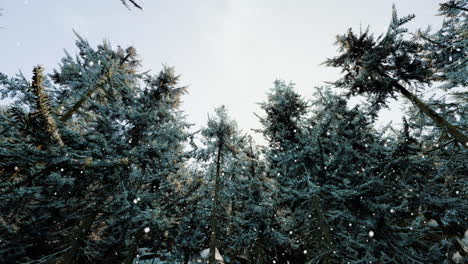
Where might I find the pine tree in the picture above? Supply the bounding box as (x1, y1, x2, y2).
(223, 136, 272, 264)
(257, 80, 318, 263)
(402, 90, 467, 262)
(324, 6, 468, 147)
(301, 88, 442, 263)
(417, 0, 467, 89)
(172, 165, 211, 263)
(196, 106, 245, 264)
(0, 35, 189, 263)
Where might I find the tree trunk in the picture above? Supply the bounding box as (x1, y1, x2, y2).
(209, 143, 223, 264)
(122, 228, 144, 264)
(254, 237, 265, 264)
(395, 83, 467, 148)
(311, 195, 334, 264)
(56, 213, 97, 264)
(311, 138, 334, 263)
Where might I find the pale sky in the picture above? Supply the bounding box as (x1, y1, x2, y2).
(0, 0, 444, 138)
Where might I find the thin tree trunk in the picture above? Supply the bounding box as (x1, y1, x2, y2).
(395, 82, 467, 148)
(56, 213, 97, 264)
(311, 138, 334, 263)
(59, 88, 95, 122)
(209, 143, 223, 264)
(254, 237, 265, 264)
(59, 74, 108, 122)
(122, 228, 144, 264)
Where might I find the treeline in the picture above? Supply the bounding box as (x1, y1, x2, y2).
(0, 1, 467, 264)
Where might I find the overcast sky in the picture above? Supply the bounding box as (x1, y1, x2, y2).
(0, 0, 444, 138)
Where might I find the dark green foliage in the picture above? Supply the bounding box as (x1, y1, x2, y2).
(324, 6, 432, 107)
(0, 2, 467, 263)
(417, 0, 467, 89)
(0, 36, 189, 263)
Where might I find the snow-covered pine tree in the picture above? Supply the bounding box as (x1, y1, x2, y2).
(324, 5, 468, 147)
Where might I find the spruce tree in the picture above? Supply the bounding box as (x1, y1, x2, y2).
(258, 80, 318, 263)
(222, 136, 272, 264)
(325, 6, 468, 147)
(302, 88, 440, 263)
(196, 106, 245, 264)
(417, 0, 467, 89)
(0, 36, 189, 263)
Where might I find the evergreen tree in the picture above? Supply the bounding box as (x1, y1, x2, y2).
(325, 6, 468, 147)
(417, 0, 467, 89)
(257, 80, 317, 263)
(223, 136, 272, 264)
(302, 88, 442, 263)
(402, 92, 468, 262)
(172, 165, 212, 263)
(196, 106, 245, 264)
(0, 36, 189, 263)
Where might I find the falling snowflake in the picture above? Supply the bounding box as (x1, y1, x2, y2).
(144, 227, 150, 233)
(369, 230, 374, 237)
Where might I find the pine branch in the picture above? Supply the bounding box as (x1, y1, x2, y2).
(32, 66, 64, 147)
(58, 73, 108, 122)
(120, 0, 143, 10)
(440, 1, 468, 12)
(60, 48, 134, 122)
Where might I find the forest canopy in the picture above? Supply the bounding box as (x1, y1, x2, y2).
(0, 1, 467, 264)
